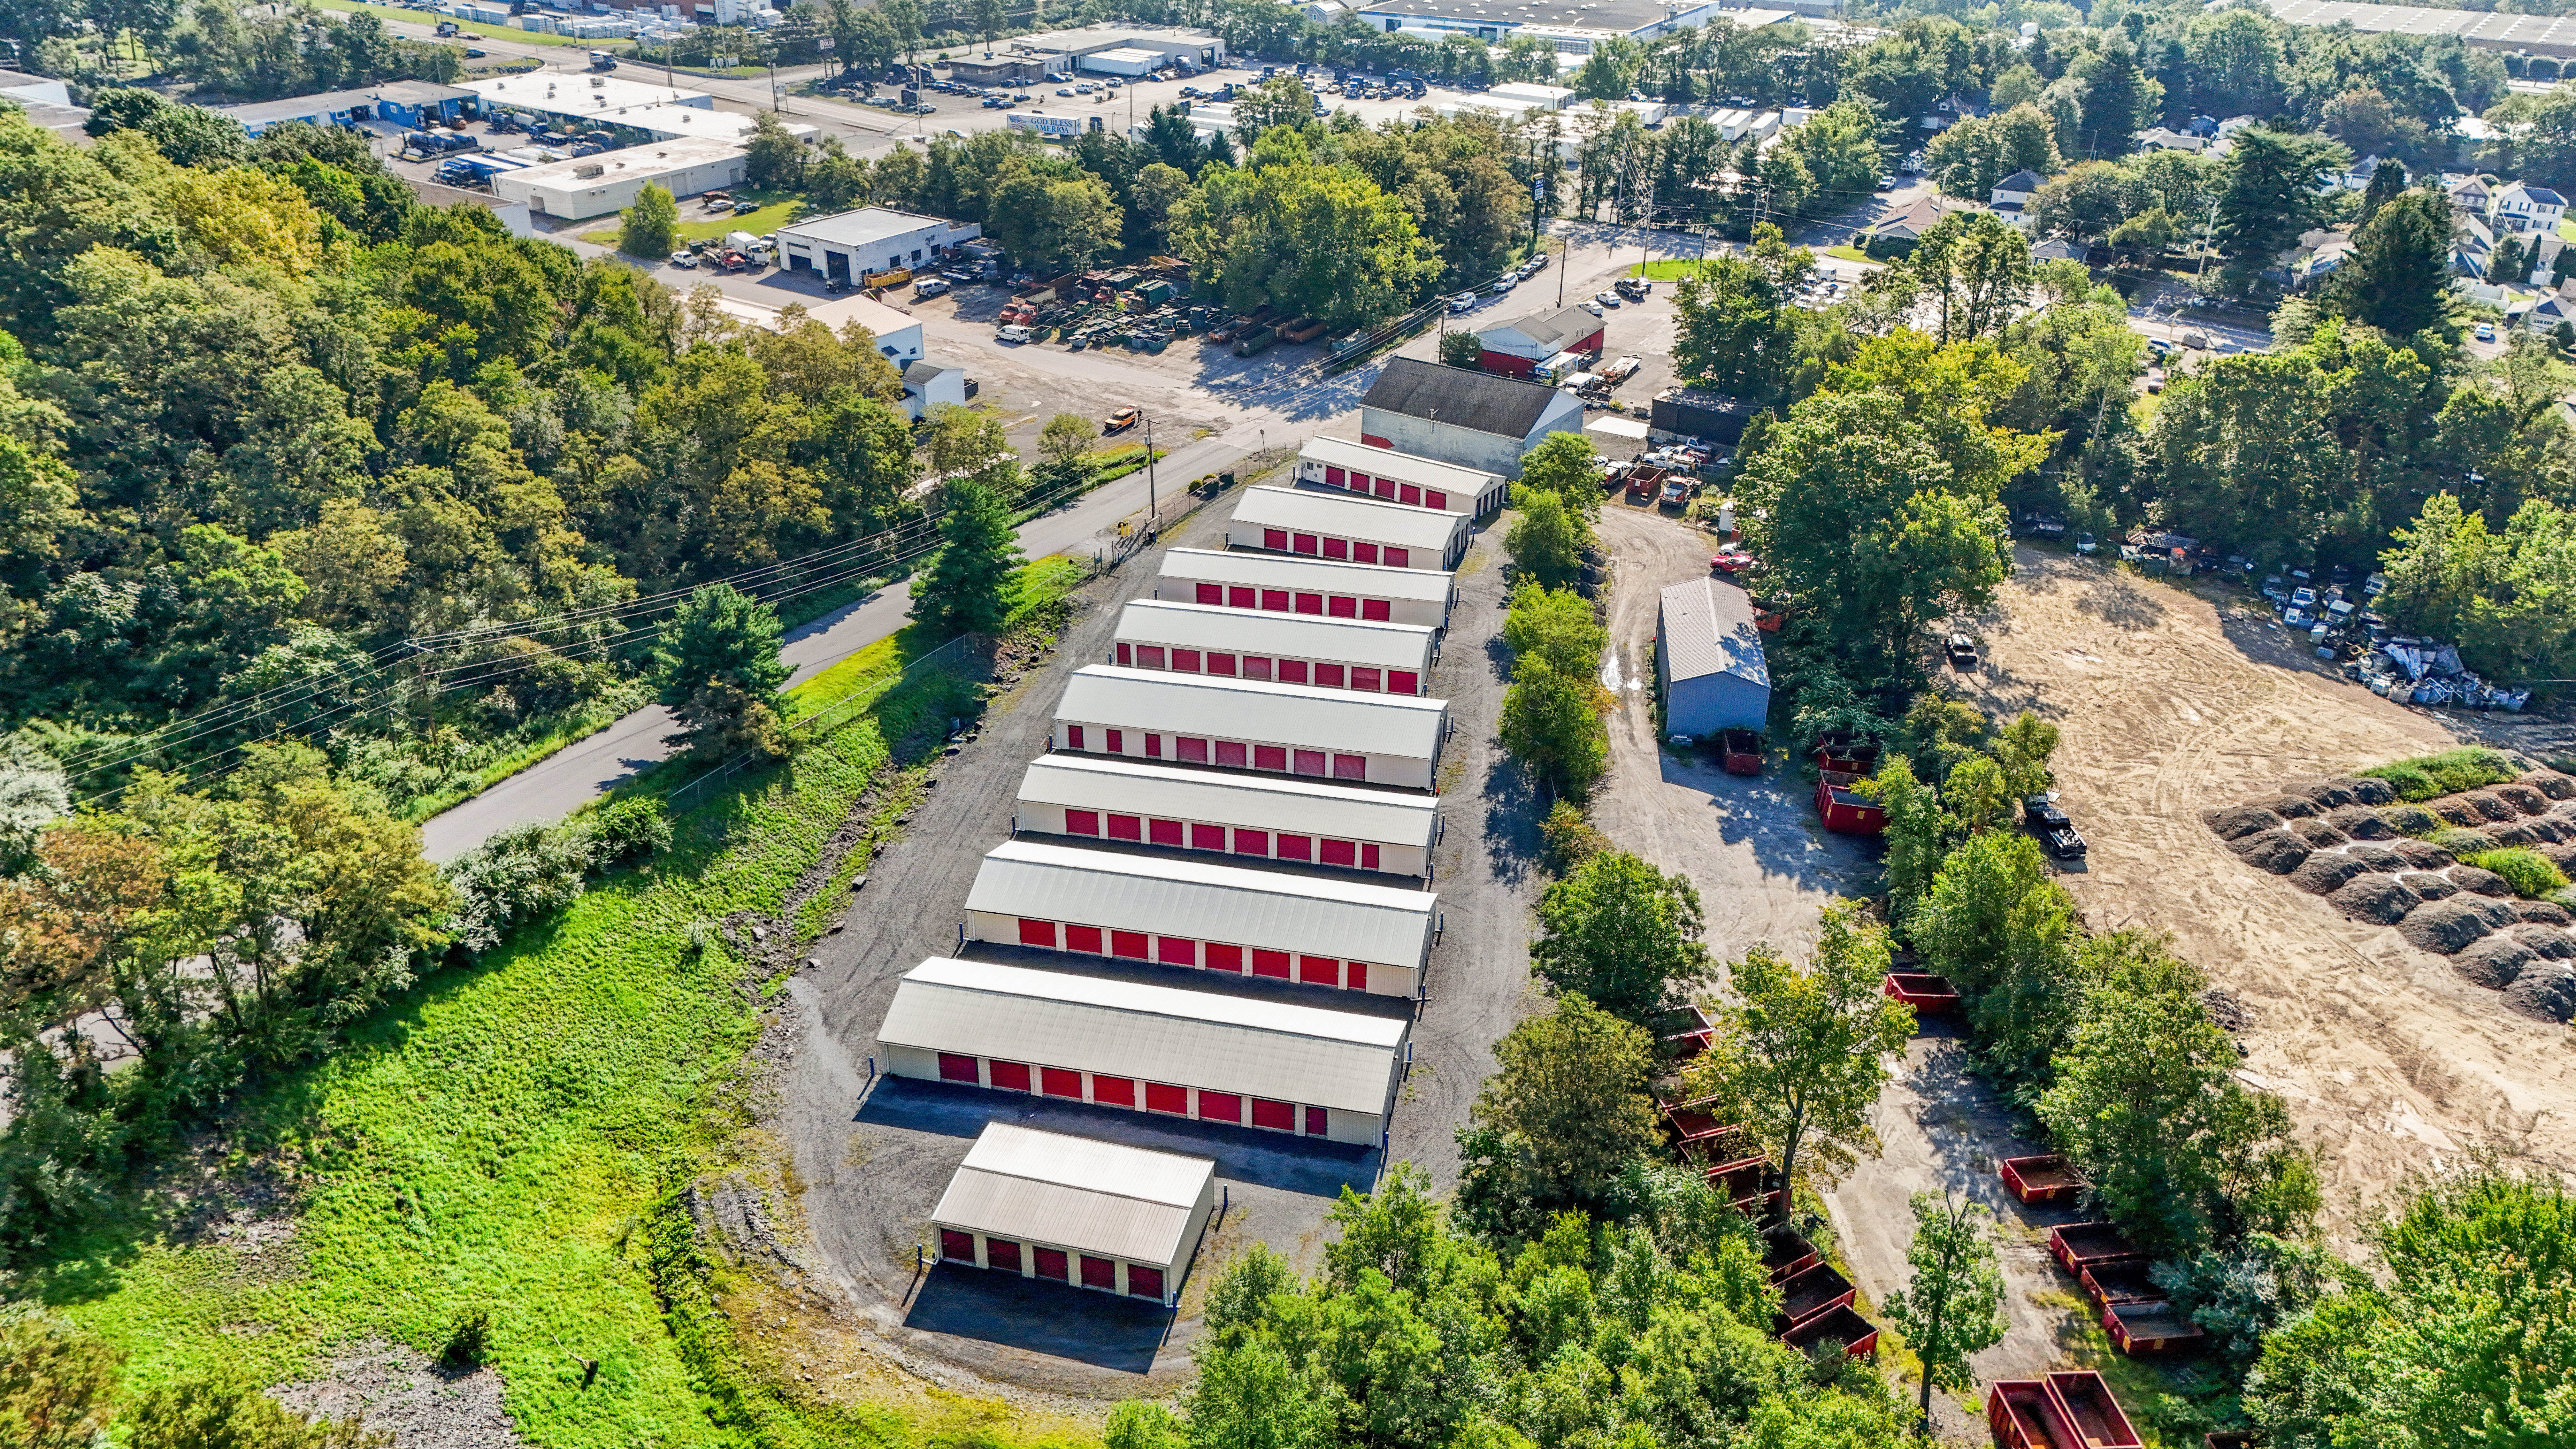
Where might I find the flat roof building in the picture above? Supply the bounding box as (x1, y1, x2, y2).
(1004, 24, 1228, 72)
(931, 1122, 1215, 1306)
(1473, 304, 1607, 377)
(2260, 0, 2576, 54)
(878, 956, 1410, 1146)
(776, 205, 985, 285)
(963, 839, 1437, 998)
(1656, 577, 1770, 738)
(1228, 486, 1470, 571)
(1112, 601, 1438, 695)
(1361, 357, 1587, 479)
(216, 80, 475, 135)
(490, 136, 748, 221)
(1295, 437, 1505, 517)
(1054, 664, 1450, 791)
(1156, 548, 1455, 630)
(463, 73, 719, 132)
(1013, 755, 1442, 878)
(1349, 0, 1787, 53)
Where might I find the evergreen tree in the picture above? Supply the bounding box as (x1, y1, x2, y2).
(2358, 158, 2406, 222)
(652, 583, 791, 758)
(2327, 189, 2454, 338)
(912, 480, 1023, 635)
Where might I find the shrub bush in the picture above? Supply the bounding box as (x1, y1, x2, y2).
(441, 1307, 492, 1369)
(2429, 827, 2500, 857)
(2360, 748, 2518, 802)
(2463, 848, 2568, 900)
(579, 797, 672, 864)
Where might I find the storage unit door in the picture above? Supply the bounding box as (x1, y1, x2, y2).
(1081, 1254, 1117, 1290)
(1198, 1091, 1241, 1123)
(1041, 1067, 1083, 1099)
(938, 1053, 980, 1084)
(940, 1230, 976, 1262)
(989, 1060, 1032, 1092)
(985, 1237, 1022, 1272)
(1251, 1098, 1295, 1131)
(1128, 1264, 1164, 1300)
(1035, 1247, 1070, 1280)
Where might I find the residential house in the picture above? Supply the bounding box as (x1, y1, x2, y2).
(2448, 174, 2494, 216)
(2030, 236, 2088, 264)
(2133, 127, 2207, 153)
(1990, 169, 2043, 229)
(2525, 291, 2573, 336)
(2453, 211, 2497, 279)
(2490, 180, 2568, 235)
(2341, 155, 2393, 190)
(1874, 195, 1949, 245)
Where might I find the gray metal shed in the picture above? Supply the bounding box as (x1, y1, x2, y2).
(1656, 577, 1770, 737)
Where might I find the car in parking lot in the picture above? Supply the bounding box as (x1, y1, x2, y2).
(1057, 86, 1075, 95)
(1488, 277, 1515, 294)
(1876, 175, 1896, 189)
(669, 250, 697, 268)
(914, 277, 950, 298)
(2476, 321, 2496, 341)
(1596, 291, 1621, 307)
(1581, 299, 1604, 317)
(1448, 292, 1477, 313)
(463, 46, 485, 56)
(1103, 406, 1139, 433)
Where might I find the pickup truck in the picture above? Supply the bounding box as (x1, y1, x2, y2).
(2025, 796, 2087, 859)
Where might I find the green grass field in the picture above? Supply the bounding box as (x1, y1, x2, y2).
(1627, 258, 1705, 279)
(582, 194, 805, 250)
(38, 562, 1093, 1449)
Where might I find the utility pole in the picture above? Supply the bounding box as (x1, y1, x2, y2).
(1143, 414, 1159, 532)
(2195, 197, 2220, 288)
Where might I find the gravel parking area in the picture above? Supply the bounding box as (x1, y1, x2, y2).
(770, 498, 1540, 1396)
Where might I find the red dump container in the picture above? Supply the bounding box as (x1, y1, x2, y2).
(2104, 1299, 2208, 1354)
(1883, 972, 1962, 1012)
(1782, 1302, 1877, 1357)
(2049, 1222, 2145, 1278)
(2048, 1371, 2143, 1446)
(1987, 1372, 2141, 1449)
(2000, 1154, 2084, 1205)
(1657, 1092, 1737, 1145)
(1816, 778, 1887, 833)
(1761, 1225, 1819, 1283)
(1773, 1261, 1857, 1332)
(1720, 728, 1763, 775)
(2080, 1260, 2163, 1310)
(1706, 1155, 1782, 1215)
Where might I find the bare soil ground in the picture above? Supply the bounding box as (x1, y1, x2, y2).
(272, 1340, 523, 1449)
(1955, 547, 2576, 1242)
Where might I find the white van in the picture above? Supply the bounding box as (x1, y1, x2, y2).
(997, 324, 1033, 343)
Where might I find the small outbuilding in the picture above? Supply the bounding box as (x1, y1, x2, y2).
(963, 838, 1437, 996)
(878, 956, 1411, 1146)
(930, 1122, 1215, 1306)
(1012, 755, 1442, 877)
(1155, 548, 1454, 629)
(1295, 437, 1506, 516)
(1358, 357, 1586, 478)
(1054, 665, 1450, 790)
(1228, 486, 1469, 571)
(1112, 600, 1438, 694)
(1471, 304, 1607, 379)
(1656, 577, 1770, 738)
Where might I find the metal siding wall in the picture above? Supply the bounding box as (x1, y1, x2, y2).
(882, 1044, 944, 1081)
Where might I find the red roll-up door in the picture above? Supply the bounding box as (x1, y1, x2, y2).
(1320, 839, 1356, 867)
(1351, 667, 1380, 691)
(1066, 924, 1104, 954)
(1252, 745, 1285, 771)
(1399, 484, 1421, 505)
(1111, 930, 1149, 960)
(1374, 479, 1396, 499)
(938, 1053, 979, 1083)
(1041, 1067, 1083, 1099)
(1173, 649, 1201, 672)
(1156, 937, 1196, 966)
(1145, 734, 1163, 758)
(1276, 661, 1308, 684)
(1106, 729, 1124, 754)
(1206, 653, 1236, 676)
(1233, 827, 1269, 855)
(1229, 586, 1257, 609)
(1251, 949, 1290, 979)
(1333, 754, 1366, 780)
(1136, 646, 1164, 669)
(1294, 592, 1323, 614)
(1196, 582, 1224, 605)
(1314, 664, 1345, 688)
(1018, 918, 1058, 947)
(1351, 471, 1371, 491)
(1206, 942, 1242, 971)
(941, 1230, 976, 1262)
(1259, 589, 1289, 611)
(1427, 490, 1446, 510)
(1064, 809, 1100, 835)
(1362, 599, 1392, 621)
(1145, 1082, 1188, 1114)
(1347, 962, 1369, 991)
(1293, 750, 1327, 777)
(1275, 833, 1311, 861)
(1239, 656, 1272, 680)
(1116, 642, 1132, 666)
(1322, 538, 1348, 559)
(1128, 1264, 1163, 1300)
(989, 1061, 1031, 1092)
(1361, 843, 1382, 870)
(1108, 813, 1142, 840)
(1178, 736, 1210, 763)
(1263, 528, 1288, 550)
(1191, 823, 1226, 850)
(1251, 1098, 1295, 1131)
(986, 1237, 1022, 1272)
(1067, 725, 1085, 749)
(1305, 1106, 1329, 1136)
(1354, 543, 1380, 564)
(1218, 741, 1250, 767)
(1300, 955, 1339, 986)
(1329, 595, 1356, 618)
(1387, 670, 1417, 694)
(1325, 465, 1345, 484)
(1092, 1075, 1135, 1108)
(1292, 534, 1318, 555)
(1080, 1255, 1117, 1290)
(1035, 1247, 1070, 1280)
(1384, 548, 1409, 568)
(1149, 818, 1183, 846)
(1197, 1092, 1241, 1123)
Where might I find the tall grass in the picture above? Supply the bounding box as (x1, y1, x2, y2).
(2359, 747, 2518, 802)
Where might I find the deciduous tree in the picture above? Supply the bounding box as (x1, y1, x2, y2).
(619, 183, 679, 258)
(1884, 1192, 2007, 1433)
(1531, 850, 1711, 1025)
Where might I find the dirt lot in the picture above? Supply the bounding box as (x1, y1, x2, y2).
(765, 499, 1544, 1401)
(1955, 547, 2576, 1243)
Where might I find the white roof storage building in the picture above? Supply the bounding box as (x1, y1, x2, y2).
(1156, 548, 1454, 629)
(962, 839, 1437, 997)
(1295, 437, 1505, 516)
(1112, 601, 1438, 694)
(1013, 755, 1441, 877)
(1228, 486, 1469, 570)
(931, 1123, 1215, 1305)
(878, 957, 1410, 1145)
(1054, 664, 1449, 790)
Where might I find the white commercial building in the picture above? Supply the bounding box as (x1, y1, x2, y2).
(800, 293, 926, 367)
(1012, 755, 1442, 878)
(776, 205, 985, 286)
(1111, 601, 1438, 695)
(1156, 548, 1455, 630)
(878, 956, 1411, 1146)
(1488, 81, 1575, 109)
(931, 1122, 1216, 1305)
(1053, 665, 1451, 791)
(1295, 437, 1505, 516)
(462, 73, 717, 132)
(490, 137, 747, 220)
(1227, 486, 1470, 571)
(962, 839, 1437, 998)
(1360, 357, 1587, 479)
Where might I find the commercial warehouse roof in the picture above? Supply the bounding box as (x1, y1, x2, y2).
(965, 839, 1438, 963)
(780, 204, 971, 246)
(1059, 665, 1449, 759)
(2258, 0, 2576, 50)
(931, 1122, 1213, 1266)
(216, 80, 473, 126)
(498, 136, 746, 188)
(1232, 487, 1466, 553)
(1363, 356, 1561, 439)
(1661, 577, 1769, 687)
(880, 957, 1410, 1114)
(1115, 601, 1437, 671)
(464, 73, 714, 114)
(1016, 755, 1442, 849)
(1160, 548, 1454, 604)
(1300, 436, 1500, 495)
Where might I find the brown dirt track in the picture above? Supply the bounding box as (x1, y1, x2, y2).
(1955, 548, 2576, 1241)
